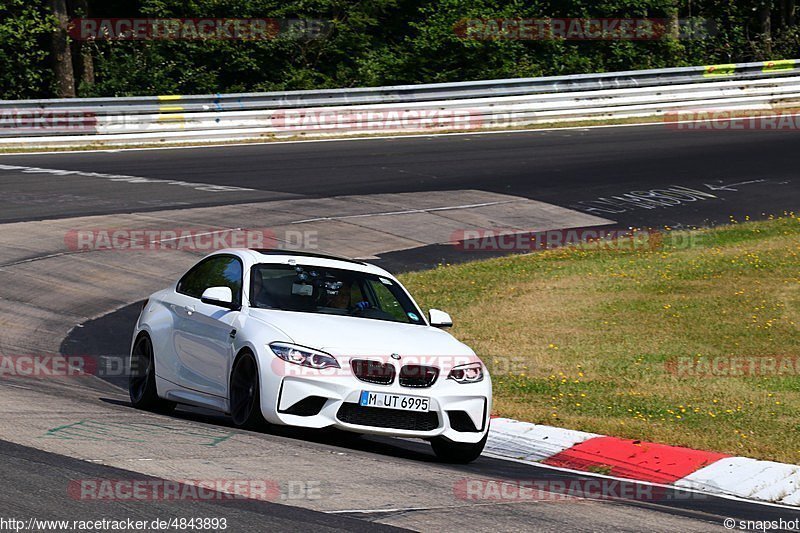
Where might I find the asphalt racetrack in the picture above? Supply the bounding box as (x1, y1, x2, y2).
(1, 124, 798, 531)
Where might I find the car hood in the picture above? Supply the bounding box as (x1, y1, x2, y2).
(247, 308, 473, 356)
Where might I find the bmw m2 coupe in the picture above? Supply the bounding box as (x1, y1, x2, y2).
(129, 249, 491, 463)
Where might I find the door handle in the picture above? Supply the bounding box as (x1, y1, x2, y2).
(184, 305, 195, 316)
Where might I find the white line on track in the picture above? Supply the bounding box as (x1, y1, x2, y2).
(0, 163, 253, 193)
(291, 200, 516, 223)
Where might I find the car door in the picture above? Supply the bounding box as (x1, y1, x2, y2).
(170, 254, 244, 398)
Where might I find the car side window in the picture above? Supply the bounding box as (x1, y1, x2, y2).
(177, 255, 243, 305)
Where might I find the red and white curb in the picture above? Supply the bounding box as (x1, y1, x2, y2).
(485, 417, 800, 506)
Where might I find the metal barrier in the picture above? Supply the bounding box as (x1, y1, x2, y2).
(1, 59, 799, 148)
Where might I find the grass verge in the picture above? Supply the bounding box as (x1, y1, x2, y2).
(399, 215, 800, 463)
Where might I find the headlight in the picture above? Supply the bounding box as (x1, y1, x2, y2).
(448, 362, 484, 384)
(269, 343, 340, 369)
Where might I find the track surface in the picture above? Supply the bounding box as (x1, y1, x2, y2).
(1, 125, 796, 227)
(1, 125, 799, 531)
(0, 439, 399, 532)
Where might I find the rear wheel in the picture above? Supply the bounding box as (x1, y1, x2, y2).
(431, 433, 488, 464)
(230, 351, 267, 429)
(129, 334, 175, 413)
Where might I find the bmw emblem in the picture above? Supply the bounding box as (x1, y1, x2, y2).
(390, 353, 401, 360)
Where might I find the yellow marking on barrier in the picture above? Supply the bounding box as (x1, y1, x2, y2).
(158, 113, 185, 122)
(157, 95, 182, 101)
(158, 106, 184, 113)
(156, 114, 185, 130)
(703, 64, 736, 77)
(156, 114, 185, 126)
(763, 59, 795, 73)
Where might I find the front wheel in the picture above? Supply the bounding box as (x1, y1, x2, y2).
(230, 351, 267, 429)
(430, 433, 488, 464)
(129, 334, 175, 413)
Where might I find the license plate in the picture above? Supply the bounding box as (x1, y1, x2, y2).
(359, 391, 429, 412)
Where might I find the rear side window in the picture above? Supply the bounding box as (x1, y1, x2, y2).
(177, 255, 243, 305)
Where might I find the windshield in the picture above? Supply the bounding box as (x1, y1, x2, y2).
(249, 264, 425, 325)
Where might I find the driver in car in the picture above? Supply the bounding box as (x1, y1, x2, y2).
(251, 271, 272, 307)
(326, 279, 371, 311)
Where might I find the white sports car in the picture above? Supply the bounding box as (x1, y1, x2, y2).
(129, 249, 492, 463)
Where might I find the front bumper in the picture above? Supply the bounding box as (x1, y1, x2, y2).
(261, 367, 492, 444)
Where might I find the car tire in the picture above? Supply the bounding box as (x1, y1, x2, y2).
(129, 334, 176, 413)
(230, 351, 268, 429)
(430, 433, 488, 464)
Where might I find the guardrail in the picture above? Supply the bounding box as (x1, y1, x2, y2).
(2, 59, 799, 148)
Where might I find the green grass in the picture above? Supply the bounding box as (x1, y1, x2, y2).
(399, 214, 800, 463)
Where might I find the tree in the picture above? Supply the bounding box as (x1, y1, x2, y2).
(0, 0, 57, 99)
(69, 0, 95, 90)
(48, 0, 75, 97)
(4, 0, 800, 99)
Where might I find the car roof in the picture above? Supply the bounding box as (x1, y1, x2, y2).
(213, 248, 394, 277)
(251, 249, 368, 265)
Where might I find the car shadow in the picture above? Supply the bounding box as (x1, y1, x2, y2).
(98, 396, 440, 464)
(78, 302, 444, 465)
(61, 301, 145, 390)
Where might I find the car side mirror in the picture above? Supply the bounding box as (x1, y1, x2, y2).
(201, 286, 240, 310)
(429, 309, 453, 328)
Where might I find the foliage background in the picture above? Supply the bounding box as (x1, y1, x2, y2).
(2, 0, 798, 99)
